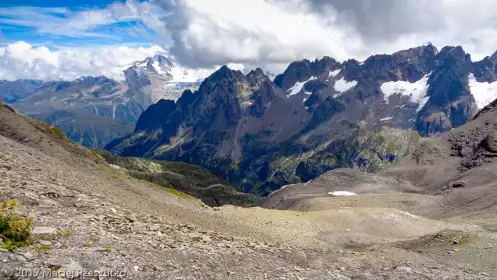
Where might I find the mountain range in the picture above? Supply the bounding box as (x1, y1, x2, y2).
(0, 55, 204, 148)
(106, 44, 497, 195)
(2, 44, 497, 279)
(2, 76, 496, 279)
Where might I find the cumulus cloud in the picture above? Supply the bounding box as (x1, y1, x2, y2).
(3, 0, 497, 80)
(152, 0, 363, 72)
(0, 41, 165, 81)
(146, 0, 497, 70)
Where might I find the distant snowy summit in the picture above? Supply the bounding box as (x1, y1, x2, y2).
(124, 54, 211, 93)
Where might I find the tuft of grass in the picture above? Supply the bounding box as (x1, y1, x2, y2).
(0, 200, 34, 251)
(56, 229, 71, 239)
(88, 150, 106, 163)
(437, 232, 472, 245)
(102, 245, 112, 253)
(35, 244, 51, 253)
(82, 235, 100, 248)
(164, 188, 193, 199)
(36, 121, 66, 139)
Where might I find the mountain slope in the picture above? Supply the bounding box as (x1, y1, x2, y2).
(2, 55, 205, 149)
(0, 98, 493, 279)
(107, 45, 497, 194)
(37, 110, 135, 148)
(261, 96, 497, 229)
(97, 150, 260, 207)
(0, 79, 42, 103)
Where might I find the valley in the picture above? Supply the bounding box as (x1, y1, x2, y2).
(3, 1, 497, 279)
(1, 91, 497, 279)
(107, 45, 497, 195)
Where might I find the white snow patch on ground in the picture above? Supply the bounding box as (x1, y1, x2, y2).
(334, 77, 358, 93)
(380, 74, 430, 112)
(241, 100, 253, 108)
(136, 61, 147, 67)
(468, 73, 497, 109)
(304, 91, 312, 95)
(417, 96, 430, 112)
(328, 191, 357, 197)
(287, 76, 317, 97)
(329, 69, 341, 78)
(302, 98, 308, 103)
(152, 60, 165, 75)
(380, 117, 393, 121)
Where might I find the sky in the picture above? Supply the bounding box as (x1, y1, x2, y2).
(1, 0, 497, 81)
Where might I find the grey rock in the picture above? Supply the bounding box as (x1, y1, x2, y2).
(46, 257, 68, 269)
(396, 266, 413, 274)
(32, 227, 57, 238)
(14, 255, 26, 262)
(23, 252, 34, 260)
(64, 260, 83, 279)
(149, 224, 160, 231)
(46, 258, 83, 279)
(39, 240, 52, 246)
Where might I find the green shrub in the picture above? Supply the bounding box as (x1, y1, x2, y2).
(0, 200, 35, 250)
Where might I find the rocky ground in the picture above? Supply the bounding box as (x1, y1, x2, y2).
(0, 127, 494, 279)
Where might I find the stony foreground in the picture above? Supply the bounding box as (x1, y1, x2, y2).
(0, 131, 494, 279)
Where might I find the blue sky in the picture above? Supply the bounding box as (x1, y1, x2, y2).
(0, 0, 117, 8)
(0, 0, 158, 48)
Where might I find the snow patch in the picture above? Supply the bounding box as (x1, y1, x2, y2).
(380, 75, 430, 112)
(468, 73, 497, 109)
(152, 60, 165, 75)
(417, 96, 430, 112)
(241, 100, 253, 107)
(328, 191, 357, 197)
(136, 61, 147, 67)
(329, 69, 341, 78)
(334, 77, 357, 93)
(380, 117, 393, 121)
(287, 76, 317, 97)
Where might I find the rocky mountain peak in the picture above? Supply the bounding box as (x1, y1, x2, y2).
(436, 46, 472, 66)
(246, 68, 270, 85)
(415, 46, 476, 136)
(272, 56, 343, 98)
(274, 59, 322, 90)
(201, 65, 245, 88)
(392, 44, 439, 61)
(472, 52, 497, 83)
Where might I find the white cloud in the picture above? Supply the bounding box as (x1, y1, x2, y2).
(148, 0, 497, 68)
(4, 0, 497, 80)
(0, 42, 165, 81)
(154, 0, 363, 72)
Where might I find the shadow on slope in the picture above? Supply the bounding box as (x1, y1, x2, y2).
(97, 150, 260, 207)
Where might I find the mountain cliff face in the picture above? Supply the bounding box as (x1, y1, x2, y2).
(1, 55, 204, 148)
(0, 79, 43, 103)
(107, 45, 497, 195)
